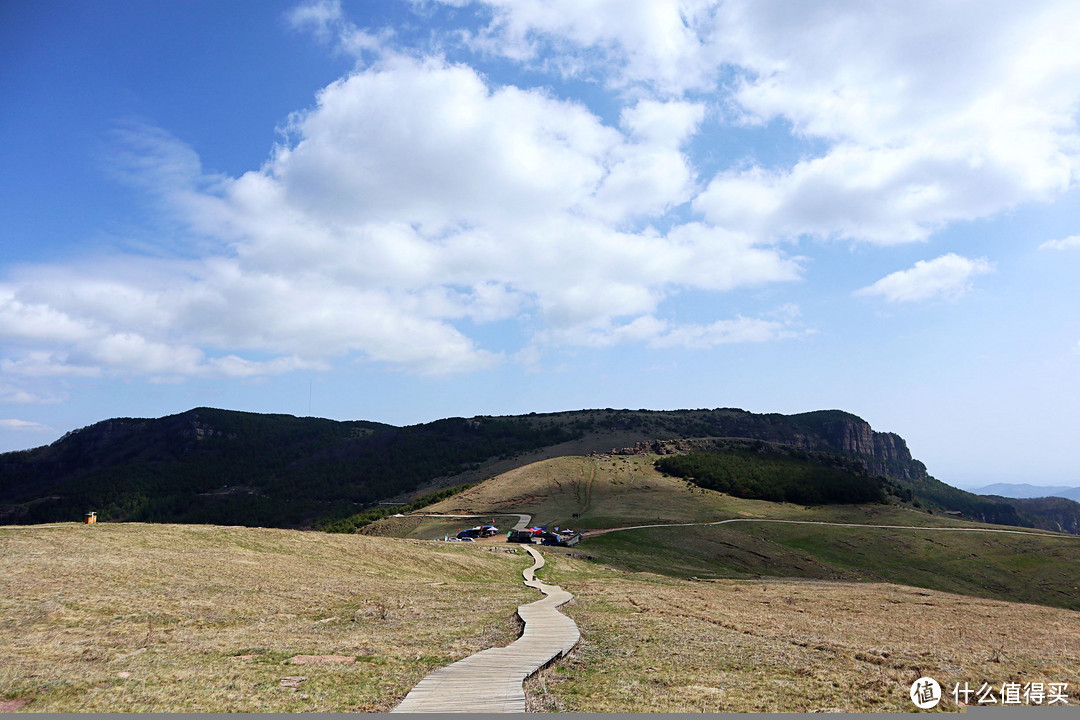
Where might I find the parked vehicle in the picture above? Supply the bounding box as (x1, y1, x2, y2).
(539, 531, 561, 546)
(539, 530, 583, 547)
(457, 524, 499, 540)
(507, 529, 536, 543)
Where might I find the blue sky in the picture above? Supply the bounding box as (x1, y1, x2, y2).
(3, 0, 1080, 489)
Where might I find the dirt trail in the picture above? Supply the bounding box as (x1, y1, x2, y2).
(580, 463, 595, 518)
(586, 517, 1079, 539)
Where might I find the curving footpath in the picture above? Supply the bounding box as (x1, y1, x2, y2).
(391, 545, 579, 713)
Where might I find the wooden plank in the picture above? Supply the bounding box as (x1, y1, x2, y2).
(391, 546, 579, 713)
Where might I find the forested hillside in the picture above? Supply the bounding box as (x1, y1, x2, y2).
(654, 443, 887, 505)
(0, 408, 576, 527)
(2, 406, 1077, 534)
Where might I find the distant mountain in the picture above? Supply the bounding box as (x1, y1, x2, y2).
(2, 405, 1078, 535)
(970, 483, 1080, 501)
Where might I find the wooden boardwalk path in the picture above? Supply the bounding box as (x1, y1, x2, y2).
(391, 545, 579, 713)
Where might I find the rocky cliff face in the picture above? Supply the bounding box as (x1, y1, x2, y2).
(848, 428, 926, 480)
(772, 412, 927, 480)
(582, 408, 930, 481)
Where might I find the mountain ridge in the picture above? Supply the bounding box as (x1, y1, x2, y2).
(970, 482, 1080, 501)
(2, 405, 1077, 535)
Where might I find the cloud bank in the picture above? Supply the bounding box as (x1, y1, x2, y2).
(462, 0, 1080, 245)
(3, 0, 1079, 389)
(0, 54, 799, 380)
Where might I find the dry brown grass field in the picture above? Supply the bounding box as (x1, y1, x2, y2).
(527, 554, 1080, 713)
(414, 455, 1080, 710)
(424, 455, 732, 529)
(4, 502, 1079, 712)
(0, 522, 533, 712)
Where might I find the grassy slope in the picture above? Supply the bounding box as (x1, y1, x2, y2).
(417, 455, 746, 529)
(7, 453, 1080, 713)
(392, 454, 1080, 610)
(3, 520, 1078, 713)
(0, 523, 533, 712)
(585, 523, 1080, 610)
(414, 453, 1024, 531)
(528, 553, 1080, 713)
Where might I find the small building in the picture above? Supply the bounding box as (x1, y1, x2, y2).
(84, 512, 97, 525)
(539, 530, 583, 547)
(561, 532, 583, 547)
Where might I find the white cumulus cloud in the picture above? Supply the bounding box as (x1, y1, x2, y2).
(0, 53, 800, 381)
(1039, 234, 1080, 250)
(452, 0, 724, 94)
(10, 0, 1077, 386)
(856, 254, 994, 303)
(458, 0, 1080, 245)
(287, 0, 392, 59)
